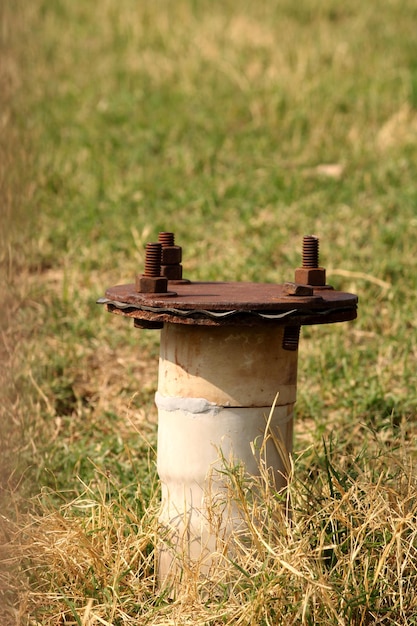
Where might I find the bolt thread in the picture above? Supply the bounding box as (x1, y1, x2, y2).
(144, 242, 162, 277)
(158, 232, 175, 247)
(282, 326, 301, 351)
(302, 235, 319, 268)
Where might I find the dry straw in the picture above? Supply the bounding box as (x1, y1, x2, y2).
(2, 410, 417, 625)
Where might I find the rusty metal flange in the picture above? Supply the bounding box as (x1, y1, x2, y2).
(98, 281, 357, 327)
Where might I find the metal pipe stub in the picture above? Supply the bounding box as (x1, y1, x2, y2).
(98, 233, 358, 590)
(100, 232, 357, 328)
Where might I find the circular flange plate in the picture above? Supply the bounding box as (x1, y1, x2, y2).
(101, 281, 358, 326)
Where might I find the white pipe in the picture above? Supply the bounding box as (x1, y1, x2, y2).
(156, 323, 298, 586)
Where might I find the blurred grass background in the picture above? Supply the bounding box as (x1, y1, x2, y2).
(1, 0, 417, 623)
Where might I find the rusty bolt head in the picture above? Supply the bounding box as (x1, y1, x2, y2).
(135, 274, 168, 293)
(161, 264, 183, 280)
(283, 282, 314, 296)
(294, 267, 326, 287)
(161, 245, 182, 265)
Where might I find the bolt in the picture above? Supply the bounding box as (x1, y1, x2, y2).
(144, 242, 163, 277)
(294, 235, 326, 287)
(158, 231, 183, 280)
(302, 235, 319, 268)
(158, 232, 175, 247)
(136, 242, 168, 293)
(282, 325, 301, 351)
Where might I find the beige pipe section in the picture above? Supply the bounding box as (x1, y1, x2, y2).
(156, 324, 298, 587)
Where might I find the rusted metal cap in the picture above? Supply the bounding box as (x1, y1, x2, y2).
(98, 233, 358, 327)
(99, 280, 357, 327)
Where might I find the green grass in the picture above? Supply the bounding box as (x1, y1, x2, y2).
(2, 0, 417, 623)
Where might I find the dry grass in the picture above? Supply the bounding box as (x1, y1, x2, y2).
(2, 433, 417, 624)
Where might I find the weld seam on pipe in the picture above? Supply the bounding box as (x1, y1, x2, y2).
(155, 391, 222, 415)
(155, 392, 294, 423)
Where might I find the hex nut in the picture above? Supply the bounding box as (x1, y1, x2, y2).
(161, 264, 183, 280)
(135, 274, 168, 293)
(294, 267, 326, 287)
(161, 246, 182, 265)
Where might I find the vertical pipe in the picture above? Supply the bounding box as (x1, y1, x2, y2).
(155, 323, 298, 587)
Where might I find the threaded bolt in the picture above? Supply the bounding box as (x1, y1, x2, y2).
(158, 231, 184, 280)
(158, 232, 175, 247)
(295, 235, 326, 287)
(282, 325, 301, 351)
(144, 242, 162, 277)
(302, 236, 319, 268)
